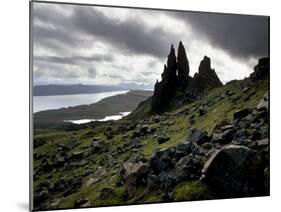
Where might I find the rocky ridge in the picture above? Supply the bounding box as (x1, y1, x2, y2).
(152, 41, 223, 111)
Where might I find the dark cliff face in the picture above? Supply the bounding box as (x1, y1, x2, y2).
(151, 42, 223, 111)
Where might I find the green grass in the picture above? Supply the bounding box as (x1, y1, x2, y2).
(173, 181, 216, 201)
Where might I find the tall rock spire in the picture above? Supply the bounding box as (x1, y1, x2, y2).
(152, 44, 178, 111)
(177, 41, 190, 88)
(166, 45, 178, 87)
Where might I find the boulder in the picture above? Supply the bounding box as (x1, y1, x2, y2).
(165, 153, 206, 194)
(99, 188, 115, 199)
(198, 106, 206, 116)
(174, 142, 193, 160)
(146, 173, 158, 189)
(233, 108, 251, 120)
(187, 128, 210, 145)
(264, 167, 269, 195)
(149, 149, 174, 174)
(257, 91, 269, 111)
(34, 190, 49, 208)
(74, 198, 89, 207)
(120, 161, 149, 198)
(53, 154, 67, 167)
(233, 129, 249, 141)
(34, 137, 47, 148)
(92, 141, 102, 153)
(157, 135, 170, 144)
(140, 125, 148, 134)
(256, 138, 269, 149)
(213, 119, 231, 132)
(221, 129, 235, 143)
(105, 131, 113, 140)
(62, 176, 83, 197)
(211, 133, 223, 143)
(202, 145, 266, 197)
(71, 151, 84, 161)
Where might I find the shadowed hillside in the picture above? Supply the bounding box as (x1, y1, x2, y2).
(32, 42, 269, 210)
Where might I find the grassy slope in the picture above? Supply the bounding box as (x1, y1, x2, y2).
(33, 77, 268, 209)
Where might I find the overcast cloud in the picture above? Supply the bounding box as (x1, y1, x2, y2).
(32, 2, 269, 86)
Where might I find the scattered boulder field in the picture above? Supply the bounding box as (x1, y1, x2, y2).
(33, 42, 269, 210)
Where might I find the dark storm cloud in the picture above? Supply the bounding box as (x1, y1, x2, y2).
(34, 3, 268, 61)
(171, 11, 269, 59)
(33, 3, 175, 59)
(70, 6, 172, 58)
(34, 60, 80, 78)
(32, 2, 269, 85)
(34, 54, 114, 65)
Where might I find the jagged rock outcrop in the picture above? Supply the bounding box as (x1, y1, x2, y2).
(186, 56, 223, 99)
(193, 56, 223, 91)
(151, 42, 223, 111)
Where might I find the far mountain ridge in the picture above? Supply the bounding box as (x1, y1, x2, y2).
(34, 83, 153, 96)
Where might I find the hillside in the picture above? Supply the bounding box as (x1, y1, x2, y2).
(34, 83, 152, 96)
(32, 42, 269, 210)
(34, 90, 153, 129)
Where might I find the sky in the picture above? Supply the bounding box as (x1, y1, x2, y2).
(32, 2, 269, 87)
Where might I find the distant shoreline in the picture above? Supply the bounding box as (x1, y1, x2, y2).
(33, 84, 153, 96)
(33, 90, 129, 113)
(33, 90, 153, 129)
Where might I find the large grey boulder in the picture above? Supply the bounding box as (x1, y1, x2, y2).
(149, 149, 174, 174)
(257, 91, 269, 111)
(120, 161, 149, 198)
(202, 145, 267, 197)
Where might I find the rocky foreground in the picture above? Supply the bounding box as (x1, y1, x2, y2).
(33, 42, 269, 210)
(121, 100, 269, 201)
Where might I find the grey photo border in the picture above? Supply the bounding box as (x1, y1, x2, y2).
(29, 0, 270, 211)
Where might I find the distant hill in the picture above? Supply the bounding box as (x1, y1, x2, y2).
(34, 90, 153, 128)
(34, 83, 153, 96)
